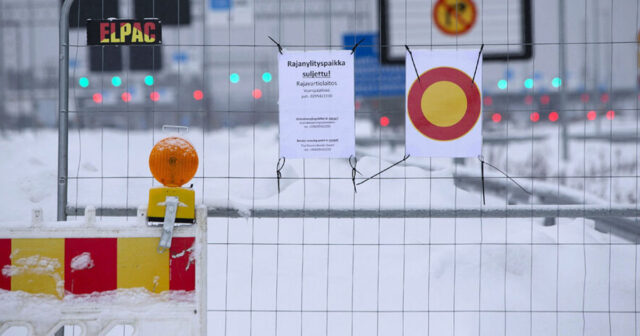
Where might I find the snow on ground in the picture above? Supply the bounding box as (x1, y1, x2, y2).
(2, 119, 639, 222)
(1, 118, 640, 335)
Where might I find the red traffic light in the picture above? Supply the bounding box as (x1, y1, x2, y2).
(193, 90, 203, 101)
(530, 112, 539, 122)
(606, 110, 615, 120)
(580, 93, 590, 103)
(524, 95, 533, 105)
(540, 95, 550, 105)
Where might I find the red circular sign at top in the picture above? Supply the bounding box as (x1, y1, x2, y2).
(433, 0, 477, 36)
(407, 67, 481, 141)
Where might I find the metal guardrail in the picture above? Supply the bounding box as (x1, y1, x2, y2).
(568, 131, 640, 142)
(356, 134, 548, 147)
(451, 166, 640, 240)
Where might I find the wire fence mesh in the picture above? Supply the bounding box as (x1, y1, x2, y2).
(2, 0, 640, 334)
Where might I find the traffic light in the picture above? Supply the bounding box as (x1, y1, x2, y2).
(65, 0, 119, 28)
(524, 78, 533, 89)
(89, 46, 122, 72)
(130, 46, 162, 71)
(530, 112, 540, 122)
(134, 0, 191, 25)
(78, 77, 90, 88)
(111, 76, 122, 87)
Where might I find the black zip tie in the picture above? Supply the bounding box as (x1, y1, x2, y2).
(477, 155, 531, 197)
(356, 154, 410, 186)
(350, 38, 366, 55)
(405, 45, 421, 84)
(471, 44, 484, 85)
(479, 156, 486, 205)
(268, 36, 283, 55)
(348, 155, 362, 193)
(276, 157, 286, 193)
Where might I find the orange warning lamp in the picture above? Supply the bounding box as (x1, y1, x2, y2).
(149, 137, 198, 187)
(147, 136, 198, 225)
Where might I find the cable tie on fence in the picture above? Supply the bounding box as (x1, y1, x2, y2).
(356, 154, 410, 186)
(471, 44, 484, 85)
(405, 45, 421, 84)
(350, 38, 366, 55)
(348, 155, 362, 193)
(276, 157, 286, 193)
(268, 36, 283, 55)
(479, 155, 486, 205)
(477, 155, 531, 197)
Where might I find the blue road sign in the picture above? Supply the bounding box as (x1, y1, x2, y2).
(172, 51, 189, 63)
(210, 0, 231, 10)
(343, 33, 404, 97)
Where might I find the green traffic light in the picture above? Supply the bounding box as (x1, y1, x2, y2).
(497, 79, 508, 90)
(79, 77, 89, 88)
(551, 77, 562, 88)
(111, 76, 122, 87)
(144, 75, 154, 86)
(524, 78, 533, 89)
(262, 72, 272, 83)
(230, 73, 239, 83)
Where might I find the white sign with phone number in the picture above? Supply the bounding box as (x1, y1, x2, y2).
(278, 50, 355, 158)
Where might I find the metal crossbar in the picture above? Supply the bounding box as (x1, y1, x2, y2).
(67, 204, 640, 219)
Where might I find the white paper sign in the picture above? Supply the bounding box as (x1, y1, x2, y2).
(278, 50, 355, 158)
(405, 49, 482, 157)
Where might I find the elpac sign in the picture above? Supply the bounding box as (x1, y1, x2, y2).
(87, 19, 162, 45)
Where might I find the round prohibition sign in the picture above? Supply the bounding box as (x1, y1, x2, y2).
(433, 0, 477, 35)
(407, 67, 481, 141)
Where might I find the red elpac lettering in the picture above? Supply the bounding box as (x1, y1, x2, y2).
(110, 22, 118, 42)
(144, 22, 156, 42)
(99, 22, 110, 42)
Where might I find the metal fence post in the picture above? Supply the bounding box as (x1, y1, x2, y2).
(57, 0, 74, 221)
(558, 0, 569, 160)
(0, 6, 4, 134)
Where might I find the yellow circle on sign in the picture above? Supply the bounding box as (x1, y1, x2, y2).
(420, 81, 467, 127)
